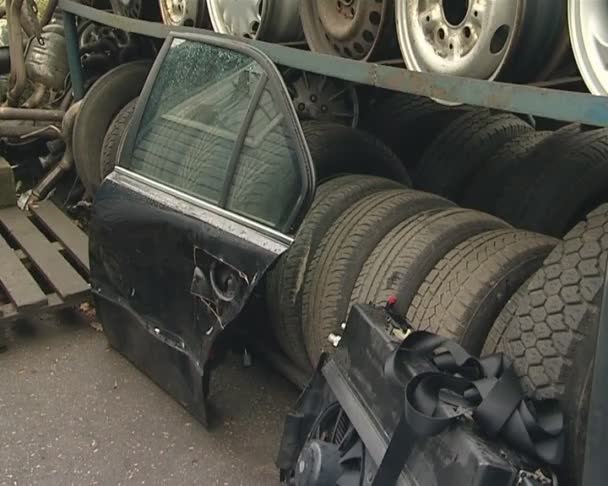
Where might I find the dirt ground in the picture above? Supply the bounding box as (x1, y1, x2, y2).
(0, 310, 298, 486)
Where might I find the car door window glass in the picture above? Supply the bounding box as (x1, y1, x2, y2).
(123, 38, 308, 232)
(226, 88, 303, 229)
(124, 40, 262, 204)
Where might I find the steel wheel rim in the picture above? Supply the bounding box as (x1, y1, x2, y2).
(301, 0, 392, 61)
(207, 0, 262, 38)
(159, 0, 201, 26)
(396, 0, 523, 80)
(284, 70, 360, 128)
(207, 0, 301, 41)
(569, 0, 608, 95)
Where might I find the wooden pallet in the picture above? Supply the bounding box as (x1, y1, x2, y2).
(0, 201, 89, 325)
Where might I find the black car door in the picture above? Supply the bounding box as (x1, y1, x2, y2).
(89, 33, 315, 425)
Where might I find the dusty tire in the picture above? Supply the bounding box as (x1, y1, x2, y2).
(100, 97, 138, 180)
(483, 204, 608, 485)
(73, 61, 151, 195)
(407, 229, 557, 354)
(267, 175, 403, 370)
(301, 120, 411, 185)
(350, 208, 510, 319)
(494, 126, 608, 236)
(361, 93, 472, 169)
(460, 130, 553, 213)
(301, 188, 453, 365)
(414, 110, 532, 200)
(490, 124, 583, 228)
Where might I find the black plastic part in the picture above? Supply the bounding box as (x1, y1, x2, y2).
(278, 305, 547, 486)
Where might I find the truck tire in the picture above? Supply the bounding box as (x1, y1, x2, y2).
(267, 175, 403, 370)
(460, 130, 552, 213)
(483, 204, 608, 485)
(73, 61, 151, 195)
(414, 110, 532, 201)
(496, 127, 608, 236)
(300, 120, 412, 185)
(407, 229, 557, 354)
(100, 97, 138, 180)
(361, 93, 472, 169)
(301, 188, 453, 364)
(350, 208, 510, 319)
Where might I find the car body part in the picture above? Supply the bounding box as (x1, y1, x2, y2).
(23, 11, 68, 108)
(90, 34, 314, 426)
(26, 100, 80, 207)
(159, 0, 207, 27)
(300, 0, 398, 61)
(396, 0, 567, 82)
(72, 59, 151, 195)
(569, 0, 608, 95)
(277, 304, 561, 485)
(207, 0, 301, 42)
(6, 0, 27, 106)
(284, 70, 359, 128)
(484, 204, 608, 485)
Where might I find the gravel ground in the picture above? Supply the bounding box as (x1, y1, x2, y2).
(0, 310, 298, 486)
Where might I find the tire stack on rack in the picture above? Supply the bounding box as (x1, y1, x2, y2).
(266, 97, 608, 486)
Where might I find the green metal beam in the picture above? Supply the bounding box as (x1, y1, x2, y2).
(58, 0, 608, 127)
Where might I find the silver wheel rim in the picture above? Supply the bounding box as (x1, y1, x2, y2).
(301, 0, 392, 61)
(110, 0, 142, 18)
(285, 71, 359, 128)
(207, 0, 301, 42)
(569, 0, 608, 95)
(159, 0, 200, 26)
(396, 0, 522, 80)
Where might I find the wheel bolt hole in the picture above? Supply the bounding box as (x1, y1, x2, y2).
(464, 26, 471, 38)
(298, 103, 306, 111)
(310, 95, 318, 102)
(438, 28, 445, 40)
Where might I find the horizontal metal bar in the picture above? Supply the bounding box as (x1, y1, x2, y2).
(0, 107, 65, 121)
(58, 0, 608, 127)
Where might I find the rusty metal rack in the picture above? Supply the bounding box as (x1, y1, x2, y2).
(54, 2, 608, 485)
(0, 201, 89, 329)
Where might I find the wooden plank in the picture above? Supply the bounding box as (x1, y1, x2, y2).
(31, 202, 89, 273)
(0, 293, 64, 323)
(0, 208, 89, 300)
(15, 242, 63, 261)
(0, 233, 47, 313)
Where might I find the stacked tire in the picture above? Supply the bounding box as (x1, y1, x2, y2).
(482, 205, 608, 485)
